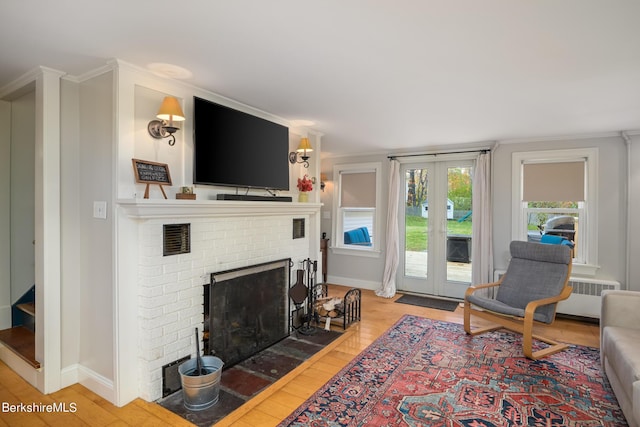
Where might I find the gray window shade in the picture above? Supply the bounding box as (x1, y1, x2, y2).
(523, 161, 585, 202)
(341, 172, 376, 208)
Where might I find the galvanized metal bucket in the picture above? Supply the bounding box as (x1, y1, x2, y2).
(178, 356, 224, 411)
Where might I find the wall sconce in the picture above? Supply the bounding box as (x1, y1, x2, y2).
(289, 137, 313, 168)
(148, 96, 186, 146)
(320, 173, 327, 192)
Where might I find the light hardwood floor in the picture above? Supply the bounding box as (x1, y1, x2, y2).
(0, 285, 600, 426)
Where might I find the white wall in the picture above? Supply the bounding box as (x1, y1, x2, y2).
(78, 71, 115, 383)
(321, 135, 629, 292)
(492, 136, 627, 284)
(627, 134, 640, 290)
(0, 100, 10, 328)
(10, 91, 36, 303)
(60, 79, 81, 373)
(116, 63, 321, 203)
(321, 153, 390, 290)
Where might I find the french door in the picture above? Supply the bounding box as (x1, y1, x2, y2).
(398, 159, 474, 299)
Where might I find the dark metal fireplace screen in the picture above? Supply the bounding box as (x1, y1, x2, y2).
(206, 259, 290, 367)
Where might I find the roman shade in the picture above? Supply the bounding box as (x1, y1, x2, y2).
(523, 161, 585, 202)
(340, 171, 376, 208)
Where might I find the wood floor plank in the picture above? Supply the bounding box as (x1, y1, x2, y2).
(232, 409, 280, 427)
(253, 395, 299, 420)
(0, 284, 600, 427)
(278, 382, 313, 401)
(50, 387, 119, 427)
(227, 420, 256, 427)
(130, 399, 195, 427)
(260, 389, 305, 411)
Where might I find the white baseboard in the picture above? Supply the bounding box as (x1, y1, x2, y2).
(0, 347, 115, 405)
(0, 305, 11, 329)
(60, 363, 79, 389)
(326, 275, 381, 291)
(78, 364, 116, 405)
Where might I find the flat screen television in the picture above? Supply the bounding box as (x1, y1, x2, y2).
(193, 96, 290, 190)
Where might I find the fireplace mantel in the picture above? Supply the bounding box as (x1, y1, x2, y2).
(117, 198, 321, 219)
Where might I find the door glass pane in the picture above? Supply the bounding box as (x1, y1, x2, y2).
(446, 166, 472, 283)
(404, 168, 428, 278)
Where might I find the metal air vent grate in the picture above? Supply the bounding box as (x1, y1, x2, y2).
(293, 218, 305, 239)
(164, 223, 191, 256)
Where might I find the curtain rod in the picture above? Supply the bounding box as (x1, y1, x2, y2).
(387, 148, 490, 160)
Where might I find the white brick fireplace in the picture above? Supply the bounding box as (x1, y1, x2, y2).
(115, 200, 321, 403)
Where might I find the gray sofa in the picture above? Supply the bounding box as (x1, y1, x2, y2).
(601, 290, 640, 427)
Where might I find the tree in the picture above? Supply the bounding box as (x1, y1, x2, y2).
(406, 169, 428, 207)
(448, 168, 472, 211)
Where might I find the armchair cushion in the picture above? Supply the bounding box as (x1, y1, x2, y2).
(602, 326, 640, 403)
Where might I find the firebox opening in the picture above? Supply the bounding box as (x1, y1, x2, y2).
(204, 259, 291, 368)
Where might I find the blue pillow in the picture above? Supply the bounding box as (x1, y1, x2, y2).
(541, 234, 574, 249)
(344, 227, 372, 246)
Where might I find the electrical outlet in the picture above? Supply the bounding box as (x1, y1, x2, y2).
(93, 201, 107, 219)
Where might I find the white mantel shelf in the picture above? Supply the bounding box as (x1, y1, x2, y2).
(117, 198, 322, 219)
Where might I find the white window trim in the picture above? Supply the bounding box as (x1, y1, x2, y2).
(511, 148, 599, 276)
(332, 162, 382, 257)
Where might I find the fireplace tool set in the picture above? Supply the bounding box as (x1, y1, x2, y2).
(289, 258, 320, 335)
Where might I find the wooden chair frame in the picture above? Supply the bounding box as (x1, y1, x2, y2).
(463, 261, 572, 360)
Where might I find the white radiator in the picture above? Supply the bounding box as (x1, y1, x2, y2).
(493, 270, 620, 319)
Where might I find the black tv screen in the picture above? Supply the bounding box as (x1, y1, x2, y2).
(193, 96, 290, 190)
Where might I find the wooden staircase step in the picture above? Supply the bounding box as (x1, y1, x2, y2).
(16, 302, 35, 317)
(0, 326, 40, 369)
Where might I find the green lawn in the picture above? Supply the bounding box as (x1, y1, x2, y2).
(405, 215, 472, 251)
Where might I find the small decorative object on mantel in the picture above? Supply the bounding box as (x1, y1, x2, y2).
(132, 158, 172, 199)
(176, 186, 196, 200)
(297, 174, 313, 202)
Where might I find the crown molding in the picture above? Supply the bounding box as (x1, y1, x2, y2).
(497, 131, 629, 145)
(67, 62, 115, 83)
(0, 66, 65, 99)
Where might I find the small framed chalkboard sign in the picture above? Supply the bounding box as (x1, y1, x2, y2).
(132, 159, 172, 199)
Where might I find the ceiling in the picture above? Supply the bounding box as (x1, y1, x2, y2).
(2, 1, 640, 157)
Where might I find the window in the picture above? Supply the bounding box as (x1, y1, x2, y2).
(512, 148, 598, 275)
(333, 162, 382, 255)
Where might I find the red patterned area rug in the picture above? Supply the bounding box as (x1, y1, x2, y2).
(279, 315, 627, 426)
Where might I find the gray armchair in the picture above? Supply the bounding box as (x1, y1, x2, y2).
(464, 240, 573, 359)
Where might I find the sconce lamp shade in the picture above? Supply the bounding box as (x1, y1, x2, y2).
(148, 96, 186, 146)
(289, 137, 313, 168)
(297, 137, 313, 152)
(156, 96, 185, 122)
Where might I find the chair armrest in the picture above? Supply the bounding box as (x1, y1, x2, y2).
(601, 290, 640, 330)
(465, 281, 501, 298)
(524, 286, 573, 319)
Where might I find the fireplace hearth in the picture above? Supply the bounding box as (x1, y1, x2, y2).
(204, 259, 290, 367)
